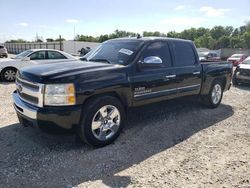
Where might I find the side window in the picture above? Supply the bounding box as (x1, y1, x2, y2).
(30, 51, 46, 60)
(141, 41, 172, 67)
(172, 41, 196, 67)
(48, 51, 66, 59)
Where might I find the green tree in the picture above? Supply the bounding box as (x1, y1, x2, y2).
(239, 26, 246, 35)
(225, 26, 234, 36)
(75, 35, 98, 42)
(196, 27, 210, 38)
(208, 37, 216, 49)
(166, 31, 179, 38)
(46, 38, 54, 42)
(194, 34, 211, 48)
(242, 32, 250, 48)
(6, 39, 27, 43)
(143, 31, 165, 37)
(246, 21, 250, 32)
(230, 37, 244, 48)
(210, 26, 231, 40)
(99, 35, 109, 42)
(217, 36, 230, 48)
(232, 28, 240, 37)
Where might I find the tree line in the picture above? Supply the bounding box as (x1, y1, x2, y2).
(75, 22, 250, 50)
(5, 22, 250, 50)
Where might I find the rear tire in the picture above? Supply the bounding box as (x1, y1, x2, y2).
(77, 96, 126, 147)
(202, 80, 223, 108)
(1, 67, 17, 82)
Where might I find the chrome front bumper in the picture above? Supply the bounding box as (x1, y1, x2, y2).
(13, 91, 82, 129)
(13, 91, 37, 119)
(236, 74, 250, 81)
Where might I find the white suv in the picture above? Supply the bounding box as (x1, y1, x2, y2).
(0, 45, 8, 58)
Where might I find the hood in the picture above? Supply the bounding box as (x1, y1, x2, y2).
(0, 58, 15, 63)
(238, 64, 250, 69)
(19, 60, 124, 83)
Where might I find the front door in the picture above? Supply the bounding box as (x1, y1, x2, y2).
(21, 51, 47, 68)
(130, 41, 178, 106)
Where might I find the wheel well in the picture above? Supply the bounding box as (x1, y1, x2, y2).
(1, 66, 18, 74)
(82, 92, 128, 110)
(213, 76, 226, 90)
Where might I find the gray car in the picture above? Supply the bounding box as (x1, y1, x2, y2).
(0, 45, 8, 58)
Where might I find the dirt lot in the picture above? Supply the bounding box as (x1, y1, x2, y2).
(0, 83, 249, 188)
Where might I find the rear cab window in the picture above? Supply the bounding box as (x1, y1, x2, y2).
(170, 41, 197, 67)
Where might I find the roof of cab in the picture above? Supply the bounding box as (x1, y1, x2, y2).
(109, 37, 193, 43)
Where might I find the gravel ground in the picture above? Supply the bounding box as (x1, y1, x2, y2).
(0, 83, 249, 188)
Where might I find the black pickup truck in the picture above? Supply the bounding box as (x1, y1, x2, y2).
(13, 37, 233, 147)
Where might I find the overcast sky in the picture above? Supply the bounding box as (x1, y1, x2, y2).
(0, 0, 249, 42)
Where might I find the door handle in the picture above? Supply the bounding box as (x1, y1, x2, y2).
(193, 71, 201, 75)
(166, 75, 176, 79)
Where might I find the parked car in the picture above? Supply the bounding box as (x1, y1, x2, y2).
(79, 47, 91, 56)
(0, 45, 8, 58)
(233, 57, 250, 85)
(227, 54, 247, 66)
(198, 51, 220, 61)
(0, 49, 77, 81)
(13, 37, 233, 147)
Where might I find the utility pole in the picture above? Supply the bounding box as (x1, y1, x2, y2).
(59, 35, 62, 51)
(73, 25, 76, 53)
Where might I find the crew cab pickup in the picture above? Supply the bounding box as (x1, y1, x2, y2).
(13, 37, 233, 147)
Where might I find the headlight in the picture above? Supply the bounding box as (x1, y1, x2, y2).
(44, 84, 76, 106)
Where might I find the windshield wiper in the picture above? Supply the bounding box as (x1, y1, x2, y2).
(88, 58, 111, 64)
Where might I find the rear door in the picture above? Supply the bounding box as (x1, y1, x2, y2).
(169, 40, 202, 96)
(46, 51, 69, 63)
(130, 41, 178, 106)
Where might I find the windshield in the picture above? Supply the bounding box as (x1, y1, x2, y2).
(242, 58, 250, 64)
(80, 40, 144, 65)
(14, 50, 33, 59)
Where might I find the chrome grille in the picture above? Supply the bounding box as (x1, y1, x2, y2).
(16, 76, 44, 107)
(239, 69, 250, 76)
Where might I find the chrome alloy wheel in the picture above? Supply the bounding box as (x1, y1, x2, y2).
(211, 84, 222, 104)
(91, 105, 121, 141)
(4, 69, 16, 81)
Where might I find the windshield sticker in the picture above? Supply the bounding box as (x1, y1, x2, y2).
(119, 48, 134, 56)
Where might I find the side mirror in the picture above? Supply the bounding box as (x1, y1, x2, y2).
(138, 56, 163, 70)
(22, 57, 30, 61)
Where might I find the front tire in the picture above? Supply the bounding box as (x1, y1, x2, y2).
(1, 67, 17, 82)
(203, 80, 223, 108)
(77, 96, 126, 147)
